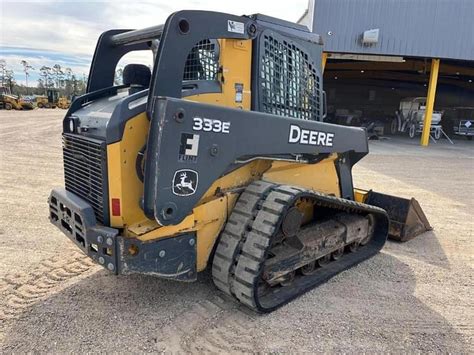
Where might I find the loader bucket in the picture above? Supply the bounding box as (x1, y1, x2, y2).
(365, 191, 432, 242)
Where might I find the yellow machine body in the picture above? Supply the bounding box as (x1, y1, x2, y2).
(48, 11, 431, 313)
(36, 90, 61, 108)
(102, 38, 345, 271)
(36, 96, 56, 108)
(0, 94, 24, 110)
(57, 97, 71, 109)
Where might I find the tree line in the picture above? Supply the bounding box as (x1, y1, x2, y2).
(0, 59, 88, 97)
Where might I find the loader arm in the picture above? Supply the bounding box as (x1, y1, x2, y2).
(144, 97, 368, 225)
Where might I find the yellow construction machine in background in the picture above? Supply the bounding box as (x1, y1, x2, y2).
(36, 89, 71, 109)
(57, 96, 71, 109)
(36, 89, 58, 108)
(0, 86, 34, 110)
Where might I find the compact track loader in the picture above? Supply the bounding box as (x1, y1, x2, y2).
(49, 11, 430, 312)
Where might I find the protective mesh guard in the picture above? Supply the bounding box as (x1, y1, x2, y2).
(183, 40, 219, 81)
(62, 133, 108, 225)
(259, 33, 321, 120)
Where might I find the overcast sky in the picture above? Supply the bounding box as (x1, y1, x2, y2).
(0, 0, 309, 86)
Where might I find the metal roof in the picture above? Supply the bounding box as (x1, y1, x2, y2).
(311, 0, 474, 61)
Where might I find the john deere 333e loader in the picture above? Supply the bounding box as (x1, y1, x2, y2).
(49, 11, 431, 312)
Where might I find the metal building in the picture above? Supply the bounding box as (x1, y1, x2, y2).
(299, 0, 474, 145)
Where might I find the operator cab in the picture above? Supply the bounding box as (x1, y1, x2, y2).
(62, 12, 329, 159)
(118, 40, 220, 98)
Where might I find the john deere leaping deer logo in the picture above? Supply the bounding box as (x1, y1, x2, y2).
(172, 169, 198, 196)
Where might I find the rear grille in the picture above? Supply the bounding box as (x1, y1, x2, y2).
(62, 133, 108, 224)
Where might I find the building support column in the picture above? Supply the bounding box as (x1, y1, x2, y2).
(420, 58, 440, 146)
(321, 52, 328, 73)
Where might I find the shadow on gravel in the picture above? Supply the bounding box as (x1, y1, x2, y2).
(2, 253, 470, 353)
(386, 231, 451, 270)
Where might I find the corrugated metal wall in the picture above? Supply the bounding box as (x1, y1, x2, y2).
(312, 0, 474, 61)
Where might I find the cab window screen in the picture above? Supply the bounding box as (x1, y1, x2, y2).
(183, 40, 219, 81)
(258, 32, 321, 120)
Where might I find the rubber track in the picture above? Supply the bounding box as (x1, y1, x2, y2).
(212, 180, 276, 296)
(212, 181, 389, 313)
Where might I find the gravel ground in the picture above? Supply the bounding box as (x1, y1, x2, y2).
(0, 109, 472, 353)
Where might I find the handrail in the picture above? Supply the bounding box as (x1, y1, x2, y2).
(110, 24, 165, 46)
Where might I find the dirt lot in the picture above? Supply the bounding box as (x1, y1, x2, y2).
(1, 109, 473, 353)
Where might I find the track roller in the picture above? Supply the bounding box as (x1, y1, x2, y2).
(212, 181, 389, 313)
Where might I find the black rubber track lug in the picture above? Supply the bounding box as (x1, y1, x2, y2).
(212, 181, 389, 313)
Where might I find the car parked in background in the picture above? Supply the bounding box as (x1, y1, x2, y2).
(442, 107, 474, 140)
